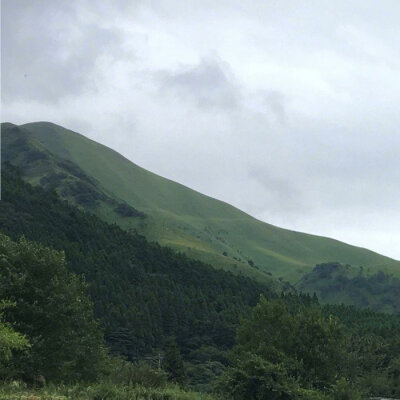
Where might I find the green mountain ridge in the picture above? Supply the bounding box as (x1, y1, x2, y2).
(2, 121, 399, 282)
(1, 122, 143, 217)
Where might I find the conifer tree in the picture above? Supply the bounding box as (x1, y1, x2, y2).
(163, 337, 186, 385)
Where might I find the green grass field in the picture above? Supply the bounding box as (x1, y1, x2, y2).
(3, 121, 400, 282)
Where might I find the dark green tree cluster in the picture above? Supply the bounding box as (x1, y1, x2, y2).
(0, 233, 108, 382)
(323, 303, 400, 396)
(0, 165, 273, 366)
(217, 295, 400, 399)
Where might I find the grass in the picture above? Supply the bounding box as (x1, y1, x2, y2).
(0, 382, 219, 400)
(3, 121, 400, 282)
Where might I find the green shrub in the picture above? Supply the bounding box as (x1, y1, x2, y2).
(109, 359, 167, 388)
(330, 378, 363, 400)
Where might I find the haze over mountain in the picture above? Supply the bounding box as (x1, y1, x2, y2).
(2, 121, 399, 283)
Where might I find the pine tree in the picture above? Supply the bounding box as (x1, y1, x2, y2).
(163, 337, 186, 385)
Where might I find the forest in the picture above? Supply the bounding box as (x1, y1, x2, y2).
(0, 165, 400, 399)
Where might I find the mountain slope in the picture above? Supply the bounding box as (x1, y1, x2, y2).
(2, 121, 400, 281)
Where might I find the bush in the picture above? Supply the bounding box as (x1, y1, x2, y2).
(0, 301, 30, 379)
(330, 378, 363, 400)
(109, 359, 167, 388)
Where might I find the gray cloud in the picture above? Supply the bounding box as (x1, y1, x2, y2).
(261, 91, 287, 124)
(247, 165, 308, 215)
(1, 0, 124, 103)
(158, 56, 241, 110)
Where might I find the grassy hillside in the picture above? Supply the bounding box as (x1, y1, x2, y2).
(2, 121, 400, 281)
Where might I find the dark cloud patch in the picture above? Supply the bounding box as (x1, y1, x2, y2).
(247, 165, 308, 214)
(1, 0, 123, 103)
(158, 56, 241, 110)
(261, 90, 287, 123)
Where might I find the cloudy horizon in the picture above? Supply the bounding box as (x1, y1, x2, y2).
(2, 0, 400, 260)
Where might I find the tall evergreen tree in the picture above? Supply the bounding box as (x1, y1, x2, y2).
(163, 338, 186, 385)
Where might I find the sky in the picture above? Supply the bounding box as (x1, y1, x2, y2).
(2, 0, 400, 260)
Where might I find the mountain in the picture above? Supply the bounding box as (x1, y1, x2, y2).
(2, 121, 400, 282)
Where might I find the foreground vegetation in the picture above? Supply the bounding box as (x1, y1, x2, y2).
(1, 231, 399, 398)
(0, 382, 218, 400)
(217, 296, 400, 398)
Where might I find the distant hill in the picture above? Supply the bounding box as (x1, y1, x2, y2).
(2, 121, 400, 282)
(297, 262, 400, 314)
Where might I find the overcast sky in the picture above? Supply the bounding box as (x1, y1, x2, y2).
(2, 0, 400, 260)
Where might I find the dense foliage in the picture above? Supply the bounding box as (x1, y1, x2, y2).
(323, 303, 400, 396)
(0, 301, 29, 377)
(0, 234, 108, 382)
(217, 295, 400, 399)
(0, 165, 273, 367)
